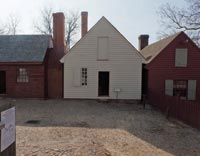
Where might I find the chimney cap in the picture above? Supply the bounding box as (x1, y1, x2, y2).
(81, 11, 88, 16)
(138, 34, 149, 39)
(53, 12, 65, 17)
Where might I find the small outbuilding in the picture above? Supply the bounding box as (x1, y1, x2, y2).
(0, 12, 66, 98)
(61, 12, 144, 100)
(139, 32, 200, 103)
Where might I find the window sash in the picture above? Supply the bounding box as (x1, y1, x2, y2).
(17, 68, 29, 83)
(173, 80, 187, 99)
(165, 79, 197, 100)
(81, 68, 87, 86)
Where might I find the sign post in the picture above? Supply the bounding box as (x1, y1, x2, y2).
(0, 102, 16, 156)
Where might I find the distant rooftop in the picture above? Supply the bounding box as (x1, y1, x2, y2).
(140, 32, 182, 63)
(0, 35, 51, 63)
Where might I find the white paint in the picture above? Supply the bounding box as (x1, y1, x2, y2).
(73, 67, 81, 87)
(114, 88, 121, 92)
(61, 17, 143, 100)
(1, 107, 15, 152)
(97, 37, 109, 60)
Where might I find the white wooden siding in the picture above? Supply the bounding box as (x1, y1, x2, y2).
(62, 17, 142, 99)
(97, 37, 109, 60)
(73, 67, 81, 87)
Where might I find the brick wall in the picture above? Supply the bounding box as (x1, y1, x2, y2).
(0, 64, 45, 98)
(45, 49, 63, 99)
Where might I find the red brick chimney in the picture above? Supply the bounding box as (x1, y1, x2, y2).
(53, 12, 66, 58)
(138, 35, 149, 51)
(81, 11, 88, 38)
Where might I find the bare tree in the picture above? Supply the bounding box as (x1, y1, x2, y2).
(158, 0, 200, 46)
(0, 14, 20, 35)
(34, 7, 80, 48)
(34, 7, 53, 35)
(7, 14, 20, 35)
(65, 10, 80, 49)
(0, 24, 6, 34)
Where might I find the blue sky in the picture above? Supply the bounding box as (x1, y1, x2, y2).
(0, 0, 186, 48)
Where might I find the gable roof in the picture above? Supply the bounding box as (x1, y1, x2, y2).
(0, 35, 51, 63)
(140, 32, 182, 63)
(61, 16, 145, 62)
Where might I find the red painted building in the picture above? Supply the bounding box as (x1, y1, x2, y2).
(0, 12, 66, 99)
(139, 32, 200, 103)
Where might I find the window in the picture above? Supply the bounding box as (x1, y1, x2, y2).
(175, 49, 188, 67)
(165, 79, 197, 100)
(97, 37, 109, 60)
(81, 68, 87, 86)
(17, 68, 29, 83)
(173, 80, 187, 99)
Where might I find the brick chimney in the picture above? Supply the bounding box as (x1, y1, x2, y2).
(81, 11, 88, 38)
(138, 35, 149, 51)
(53, 12, 66, 58)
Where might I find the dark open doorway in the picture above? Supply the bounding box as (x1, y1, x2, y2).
(0, 71, 6, 94)
(98, 72, 109, 96)
(142, 64, 148, 96)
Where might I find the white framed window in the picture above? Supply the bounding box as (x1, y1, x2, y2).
(17, 68, 29, 83)
(175, 48, 188, 67)
(81, 68, 87, 86)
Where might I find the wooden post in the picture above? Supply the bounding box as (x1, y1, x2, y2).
(142, 94, 147, 109)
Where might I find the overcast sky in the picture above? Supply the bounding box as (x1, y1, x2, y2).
(0, 0, 186, 48)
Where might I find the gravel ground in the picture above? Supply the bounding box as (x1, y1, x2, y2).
(8, 99, 200, 156)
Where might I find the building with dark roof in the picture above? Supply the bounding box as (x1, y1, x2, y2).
(0, 35, 51, 62)
(139, 31, 200, 103)
(0, 12, 66, 98)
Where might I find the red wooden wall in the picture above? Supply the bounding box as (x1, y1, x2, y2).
(147, 32, 200, 103)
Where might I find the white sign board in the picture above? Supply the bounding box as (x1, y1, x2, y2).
(1, 107, 15, 152)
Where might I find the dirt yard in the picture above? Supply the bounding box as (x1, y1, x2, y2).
(8, 99, 200, 156)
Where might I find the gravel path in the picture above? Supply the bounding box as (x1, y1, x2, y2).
(9, 99, 200, 156)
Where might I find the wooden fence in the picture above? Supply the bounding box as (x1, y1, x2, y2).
(0, 102, 16, 156)
(148, 92, 200, 129)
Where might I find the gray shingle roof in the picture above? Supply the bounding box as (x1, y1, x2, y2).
(140, 32, 181, 63)
(0, 35, 51, 62)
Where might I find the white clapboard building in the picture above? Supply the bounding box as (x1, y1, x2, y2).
(60, 12, 144, 100)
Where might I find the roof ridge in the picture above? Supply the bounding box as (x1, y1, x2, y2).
(140, 31, 182, 63)
(144, 32, 182, 50)
(61, 16, 144, 62)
